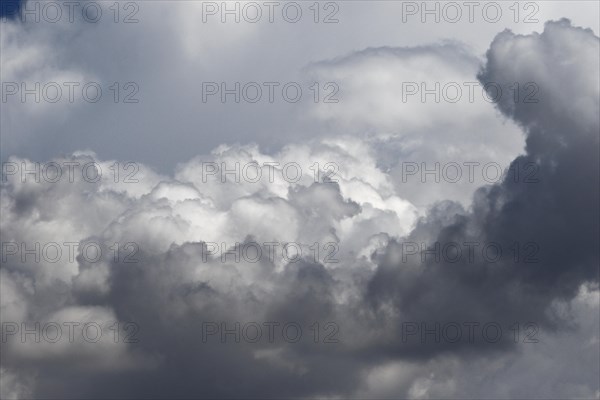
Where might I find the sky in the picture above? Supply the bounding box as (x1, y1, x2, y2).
(0, 1, 599, 399)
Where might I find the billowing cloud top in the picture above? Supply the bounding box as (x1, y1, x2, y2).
(1, 4, 599, 399)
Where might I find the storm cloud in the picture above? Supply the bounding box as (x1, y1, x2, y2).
(1, 4, 599, 399)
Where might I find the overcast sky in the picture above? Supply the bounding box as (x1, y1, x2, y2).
(1, 1, 599, 399)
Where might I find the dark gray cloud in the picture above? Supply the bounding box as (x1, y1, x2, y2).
(1, 19, 598, 400)
(366, 17, 599, 370)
